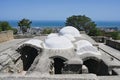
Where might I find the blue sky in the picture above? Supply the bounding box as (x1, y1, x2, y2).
(0, 0, 120, 21)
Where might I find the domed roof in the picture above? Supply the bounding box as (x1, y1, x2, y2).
(59, 26, 81, 37)
(75, 40, 92, 49)
(75, 40, 101, 56)
(47, 33, 59, 39)
(63, 34, 76, 41)
(44, 36, 74, 49)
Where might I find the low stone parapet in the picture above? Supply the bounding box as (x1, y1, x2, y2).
(0, 74, 98, 80)
(106, 39, 120, 51)
(0, 30, 14, 43)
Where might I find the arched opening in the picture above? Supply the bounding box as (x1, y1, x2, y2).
(54, 58, 65, 74)
(83, 59, 100, 74)
(50, 56, 67, 74)
(20, 46, 38, 71)
(83, 58, 117, 76)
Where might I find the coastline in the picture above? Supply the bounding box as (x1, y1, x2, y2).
(4, 20, 120, 29)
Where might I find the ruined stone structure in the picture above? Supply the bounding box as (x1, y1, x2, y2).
(15, 26, 102, 75)
(0, 26, 120, 80)
(0, 30, 14, 43)
(106, 39, 120, 50)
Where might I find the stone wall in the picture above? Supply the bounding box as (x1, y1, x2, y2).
(106, 39, 120, 50)
(0, 30, 14, 43)
(91, 36, 106, 43)
(91, 36, 120, 50)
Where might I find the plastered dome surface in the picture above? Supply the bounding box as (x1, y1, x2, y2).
(44, 36, 74, 49)
(63, 34, 75, 41)
(75, 40, 101, 57)
(59, 26, 81, 37)
(75, 40, 92, 49)
(47, 33, 59, 39)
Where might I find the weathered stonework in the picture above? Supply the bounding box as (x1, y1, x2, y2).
(0, 30, 14, 43)
(0, 26, 120, 80)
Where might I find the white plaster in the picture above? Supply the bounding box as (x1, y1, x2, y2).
(23, 39, 43, 48)
(59, 26, 81, 37)
(63, 34, 76, 41)
(75, 40, 93, 49)
(47, 33, 59, 39)
(75, 40, 101, 56)
(44, 36, 74, 49)
(76, 51, 101, 56)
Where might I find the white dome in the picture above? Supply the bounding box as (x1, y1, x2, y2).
(75, 40, 92, 49)
(63, 34, 76, 41)
(75, 40, 101, 56)
(44, 36, 74, 49)
(59, 26, 81, 37)
(47, 33, 59, 39)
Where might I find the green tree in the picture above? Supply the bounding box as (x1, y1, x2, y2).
(105, 31, 120, 40)
(18, 18, 32, 34)
(65, 15, 99, 36)
(88, 28, 101, 36)
(41, 28, 54, 34)
(0, 21, 12, 31)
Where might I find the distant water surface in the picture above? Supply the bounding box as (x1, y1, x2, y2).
(8, 20, 120, 28)
(95, 21, 120, 28)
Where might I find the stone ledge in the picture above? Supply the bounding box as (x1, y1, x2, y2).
(0, 74, 98, 80)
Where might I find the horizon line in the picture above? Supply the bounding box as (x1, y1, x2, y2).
(0, 19, 120, 22)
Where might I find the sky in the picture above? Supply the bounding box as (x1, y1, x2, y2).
(0, 0, 120, 21)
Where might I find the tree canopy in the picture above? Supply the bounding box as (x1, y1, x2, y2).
(0, 21, 12, 31)
(105, 31, 120, 40)
(65, 15, 99, 36)
(41, 28, 54, 34)
(18, 18, 32, 34)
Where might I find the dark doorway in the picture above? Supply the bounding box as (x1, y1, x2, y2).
(83, 59, 117, 76)
(98, 61, 109, 75)
(53, 58, 65, 74)
(83, 59, 100, 74)
(20, 46, 38, 71)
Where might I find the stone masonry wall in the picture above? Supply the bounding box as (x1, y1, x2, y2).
(106, 39, 120, 50)
(0, 30, 14, 43)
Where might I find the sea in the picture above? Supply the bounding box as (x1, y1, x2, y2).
(8, 20, 120, 29)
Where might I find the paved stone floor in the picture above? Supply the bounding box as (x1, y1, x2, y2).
(98, 43, 120, 80)
(99, 43, 120, 61)
(0, 74, 98, 80)
(0, 39, 29, 52)
(98, 76, 120, 80)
